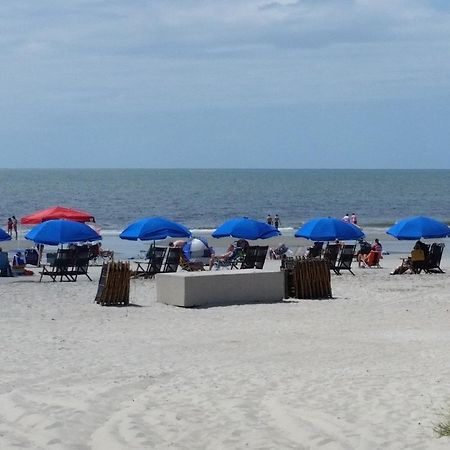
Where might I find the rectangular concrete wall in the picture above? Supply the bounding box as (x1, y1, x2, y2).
(156, 269, 285, 307)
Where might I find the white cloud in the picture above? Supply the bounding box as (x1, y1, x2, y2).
(0, 0, 450, 113)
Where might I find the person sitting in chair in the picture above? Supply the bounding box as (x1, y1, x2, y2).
(358, 239, 382, 267)
(209, 244, 235, 270)
(235, 239, 250, 253)
(270, 243, 290, 259)
(305, 241, 323, 258)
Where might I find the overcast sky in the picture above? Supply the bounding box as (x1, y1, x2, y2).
(1, 0, 450, 168)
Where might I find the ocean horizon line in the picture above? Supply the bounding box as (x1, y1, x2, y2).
(1, 167, 450, 171)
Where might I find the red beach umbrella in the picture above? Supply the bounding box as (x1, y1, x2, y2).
(21, 206, 95, 225)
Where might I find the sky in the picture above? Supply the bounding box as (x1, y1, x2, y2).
(1, 0, 450, 169)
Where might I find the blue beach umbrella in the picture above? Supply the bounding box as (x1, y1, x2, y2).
(386, 216, 450, 240)
(295, 217, 365, 241)
(212, 217, 281, 240)
(119, 216, 191, 241)
(25, 219, 102, 245)
(0, 229, 12, 241)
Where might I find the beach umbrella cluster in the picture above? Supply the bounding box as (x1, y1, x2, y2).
(16, 205, 450, 258)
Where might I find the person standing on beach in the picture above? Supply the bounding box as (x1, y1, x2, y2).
(266, 214, 273, 226)
(342, 213, 350, 223)
(7, 218, 13, 236)
(351, 212, 358, 225)
(12, 216, 18, 239)
(274, 214, 280, 229)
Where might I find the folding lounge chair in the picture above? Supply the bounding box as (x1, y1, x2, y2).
(179, 254, 205, 271)
(422, 243, 445, 274)
(410, 248, 426, 274)
(254, 246, 268, 269)
(240, 246, 258, 269)
(134, 246, 166, 278)
(323, 243, 340, 273)
(40, 249, 76, 282)
(214, 247, 243, 270)
(0, 252, 13, 277)
(73, 249, 92, 281)
(307, 241, 324, 259)
(361, 250, 382, 269)
(162, 247, 181, 273)
(334, 244, 356, 275)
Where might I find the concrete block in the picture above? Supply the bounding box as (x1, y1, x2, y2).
(156, 269, 285, 307)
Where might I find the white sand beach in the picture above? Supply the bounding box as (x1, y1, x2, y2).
(1, 254, 450, 449)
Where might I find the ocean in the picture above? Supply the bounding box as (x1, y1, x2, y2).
(1, 169, 449, 257)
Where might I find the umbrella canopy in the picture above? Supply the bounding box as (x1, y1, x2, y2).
(212, 217, 281, 240)
(0, 229, 12, 241)
(119, 217, 191, 241)
(386, 216, 450, 240)
(21, 206, 95, 224)
(25, 219, 101, 245)
(295, 217, 365, 241)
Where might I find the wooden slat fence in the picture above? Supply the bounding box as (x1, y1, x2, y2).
(95, 261, 131, 306)
(282, 257, 332, 299)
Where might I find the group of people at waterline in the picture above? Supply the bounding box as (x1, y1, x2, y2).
(266, 214, 281, 229)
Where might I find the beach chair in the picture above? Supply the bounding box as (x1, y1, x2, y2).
(213, 247, 243, 270)
(0, 252, 13, 277)
(361, 250, 382, 269)
(134, 246, 166, 278)
(323, 243, 340, 273)
(334, 244, 356, 275)
(422, 243, 445, 274)
(306, 241, 324, 259)
(410, 248, 426, 274)
(179, 253, 205, 271)
(240, 246, 258, 269)
(254, 246, 268, 269)
(25, 248, 39, 266)
(73, 248, 92, 281)
(40, 249, 76, 282)
(161, 247, 181, 273)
